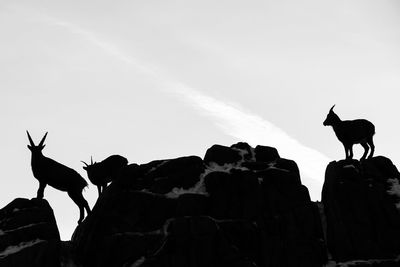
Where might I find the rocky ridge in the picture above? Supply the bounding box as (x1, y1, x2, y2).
(0, 142, 399, 267)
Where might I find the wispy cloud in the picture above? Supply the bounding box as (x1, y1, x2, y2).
(50, 21, 133, 65)
(7, 3, 154, 76)
(25, 7, 329, 199)
(41, 16, 157, 77)
(169, 84, 330, 200)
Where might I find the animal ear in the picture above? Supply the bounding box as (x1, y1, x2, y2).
(330, 104, 336, 112)
(83, 166, 87, 170)
(27, 145, 32, 150)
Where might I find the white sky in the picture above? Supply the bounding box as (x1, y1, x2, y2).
(1, 0, 399, 240)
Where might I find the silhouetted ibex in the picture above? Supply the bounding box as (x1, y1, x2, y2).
(323, 105, 375, 160)
(82, 155, 128, 196)
(27, 131, 91, 224)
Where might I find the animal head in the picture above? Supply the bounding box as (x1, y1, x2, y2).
(323, 105, 340, 126)
(81, 156, 95, 171)
(27, 131, 48, 154)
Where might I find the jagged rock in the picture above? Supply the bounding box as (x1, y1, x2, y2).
(60, 241, 81, 267)
(273, 158, 301, 179)
(254, 145, 280, 163)
(204, 170, 262, 220)
(219, 203, 326, 267)
(335, 258, 400, 267)
(9, 142, 400, 266)
(73, 155, 204, 266)
(322, 156, 400, 262)
(114, 156, 204, 194)
(71, 143, 326, 267)
(203, 144, 243, 165)
(0, 198, 60, 267)
(136, 216, 258, 267)
(231, 142, 254, 160)
(146, 156, 204, 193)
(175, 194, 209, 217)
(72, 186, 176, 267)
(134, 210, 325, 267)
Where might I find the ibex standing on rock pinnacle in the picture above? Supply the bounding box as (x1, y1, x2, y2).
(27, 131, 91, 224)
(323, 105, 375, 160)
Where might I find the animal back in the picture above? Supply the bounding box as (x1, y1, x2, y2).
(36, 157, 88, 191)
(334, 119, 375, 144)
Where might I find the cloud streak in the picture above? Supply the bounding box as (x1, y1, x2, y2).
(169, 84, 330, 200)
(33, 9, 329, 199)
(41, 16, 155, 76)
(8, 4, 154, 76)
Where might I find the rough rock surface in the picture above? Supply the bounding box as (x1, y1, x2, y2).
(72, 143, 326, 267)
(322, 156, 400, 263)
(0, 198, 60, 267)
(4, 143, 400, 266)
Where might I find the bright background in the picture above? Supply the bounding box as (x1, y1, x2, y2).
(1, 0, 399, 240)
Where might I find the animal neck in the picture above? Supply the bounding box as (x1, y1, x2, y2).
(31, 151, 44, 164)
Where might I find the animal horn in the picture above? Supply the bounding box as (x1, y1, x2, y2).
(91, 156, 93, 165)
(38, 132, 48, 147)
(81, 161, 89, 167)
(330, 104, 336, 112)
(26, 131, 35, 146)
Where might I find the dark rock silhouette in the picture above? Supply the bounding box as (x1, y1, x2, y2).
(26, 131, 91, 224)
(113, 156, 205, 194)
(254, 145, 280, 162)
(3, 141, 400, 266)
(203, 144, 243, 165)
(322, 156, 400, 262)
(323, 105, 375, 160)
(82, 155, 128, 196)
(72, 143, 326, 267)
(136, 216, 259, 267)
(0, 198, 60, 267)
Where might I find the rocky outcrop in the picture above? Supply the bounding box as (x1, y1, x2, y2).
(0, 198, 60, 267)
(72, 142, 326, 267)
(322, 156, 400, 263)
(4, 143, 400, 266)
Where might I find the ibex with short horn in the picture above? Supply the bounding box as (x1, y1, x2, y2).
(82, 155, 128, 196)
(323, 105, 375, 160)
(27, 131, 91, 224)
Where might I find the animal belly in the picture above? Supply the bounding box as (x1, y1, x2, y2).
(46, 176, 70, 192)
(354, 138, 367, 144)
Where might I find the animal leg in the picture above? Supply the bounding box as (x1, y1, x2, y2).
(83, 197, 91, 217)
(37, 182, 47, 199)
(367, 136, 375, 159)
(68, 190, 91, 224)
(348, 145, 354, 159)
(344, 144, 353, 159)
(344, 145, 349, 159)
(360, 142, 369, 161)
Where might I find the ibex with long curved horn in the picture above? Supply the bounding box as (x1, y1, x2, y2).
(323, 105, 375, 160)
(27, 131, 91, 224)
(82, 155, 128, 196)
